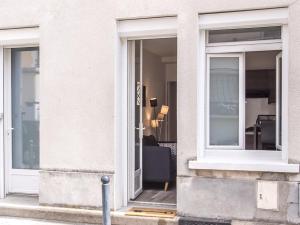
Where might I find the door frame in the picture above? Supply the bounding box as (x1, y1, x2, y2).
(117, 22, 177, 208)
(127, 40, 144, 199)
(121, 36, 177, 206)
(0, 27, 39, 198)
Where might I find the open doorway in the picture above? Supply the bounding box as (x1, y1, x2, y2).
(245, 50, 282, 150)
(128, 38, 177, 205)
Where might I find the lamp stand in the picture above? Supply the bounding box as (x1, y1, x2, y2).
(152, 107, 159, 141)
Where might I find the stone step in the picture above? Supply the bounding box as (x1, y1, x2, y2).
(0, 201, 178, 225)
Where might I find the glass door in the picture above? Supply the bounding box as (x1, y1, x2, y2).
(4, 47, 40, 194)
(128, 40, 143, 199)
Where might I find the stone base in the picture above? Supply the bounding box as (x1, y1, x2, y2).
(179, 216, 231, 225)
(39, 169, 114, 209)
(177, 176, 299, 224)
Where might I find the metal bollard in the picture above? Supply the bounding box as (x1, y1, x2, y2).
(101, 175, 111, 225)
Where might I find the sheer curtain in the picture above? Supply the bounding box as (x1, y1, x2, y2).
(209, 57, 239, 146)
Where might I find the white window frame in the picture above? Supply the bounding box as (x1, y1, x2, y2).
(190, 8, 299, 173)
(206, 53, 245, 150)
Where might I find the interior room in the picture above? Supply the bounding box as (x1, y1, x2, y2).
(245, 51, 281, 150)
(133, 38, 177, 204)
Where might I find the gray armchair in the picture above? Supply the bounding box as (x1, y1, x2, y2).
(142, 135, 176, 191)
(255, 115, 276, 150)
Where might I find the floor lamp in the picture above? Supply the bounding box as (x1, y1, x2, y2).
(157, 105, 169, 141)
(150, 98, 158, 139)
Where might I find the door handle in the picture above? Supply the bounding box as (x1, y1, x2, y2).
(135, 127, 145, 130)
(7, 127, 14, 136)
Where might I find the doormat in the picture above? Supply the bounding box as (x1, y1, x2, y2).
(125, 207, 176, 218)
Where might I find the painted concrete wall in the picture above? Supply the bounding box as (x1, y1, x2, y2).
(0, 0, 300, 223)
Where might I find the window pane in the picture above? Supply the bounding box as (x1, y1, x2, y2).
(208, 26, 281, 43)
(12, 47, 40, 169)
(209, 57, 239, 146)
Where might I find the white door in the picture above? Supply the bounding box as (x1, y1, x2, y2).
(276, 52, 282, 150)
(128, 40, 143, 199)
(4, 47, 40, 194)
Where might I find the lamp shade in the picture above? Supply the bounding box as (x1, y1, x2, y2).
(160, 105, 169, 115)
(150, 98, 157, 107)
(151, 119, 159, 128)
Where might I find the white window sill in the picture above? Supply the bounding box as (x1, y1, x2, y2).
(189, 159, 299, 173)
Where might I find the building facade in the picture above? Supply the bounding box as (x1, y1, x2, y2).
(1, 0, 300, 224)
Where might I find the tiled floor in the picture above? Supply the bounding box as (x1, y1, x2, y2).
(134, 184, 176, 204)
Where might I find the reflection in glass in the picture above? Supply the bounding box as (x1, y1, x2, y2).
(208, 26, 281, 44)
(12, 47, 40, 169)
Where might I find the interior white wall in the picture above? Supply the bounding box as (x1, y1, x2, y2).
(246, 51, 279, 70)
(142, 49, 166, 137)
(165, 63, 177, 140)
(142, 43, 177, 141)
(165, 63, 177, 82)
(245, 98, 276, 128)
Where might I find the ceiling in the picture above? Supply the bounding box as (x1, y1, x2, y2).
(143, 38, 177, 57)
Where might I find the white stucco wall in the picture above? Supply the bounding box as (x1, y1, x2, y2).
(0, 0, 300, 221)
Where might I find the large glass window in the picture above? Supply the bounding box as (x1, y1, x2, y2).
(207, 50, 282, 151)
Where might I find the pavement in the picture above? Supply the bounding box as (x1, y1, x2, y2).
(0, 217, 92, 225)
(0, 195, 178, 225)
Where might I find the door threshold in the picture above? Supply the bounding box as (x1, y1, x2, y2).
(128, 200, 176, 210)
(125, 207, 176, 218)
(7, 193, 38, 197)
